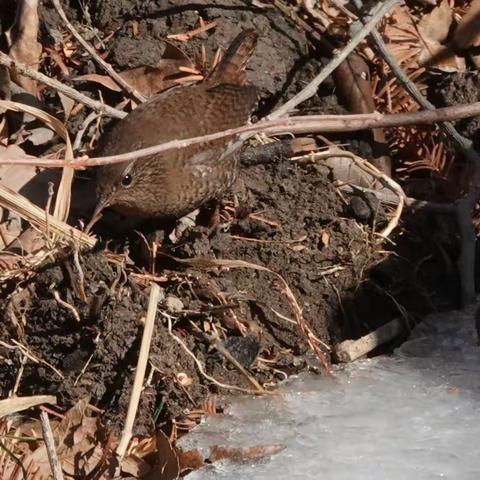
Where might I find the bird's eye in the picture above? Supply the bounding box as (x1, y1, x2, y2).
(121, 173, 133, 187)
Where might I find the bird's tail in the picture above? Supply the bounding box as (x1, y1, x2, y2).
(206, 29, 258, 86)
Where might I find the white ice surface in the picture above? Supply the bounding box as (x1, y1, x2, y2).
(180, 311, 480, 479)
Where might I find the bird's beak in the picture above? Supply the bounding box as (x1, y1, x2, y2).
(85, 194, 111, 234)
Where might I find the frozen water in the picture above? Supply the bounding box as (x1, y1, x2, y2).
(180, 311, 480, 479)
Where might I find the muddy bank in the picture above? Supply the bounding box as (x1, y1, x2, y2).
(0, 0, 462, 438)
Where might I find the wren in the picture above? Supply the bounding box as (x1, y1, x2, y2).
(91, 29, 258, 225)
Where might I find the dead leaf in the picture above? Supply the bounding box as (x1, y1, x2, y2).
(3, 398, 117, 480)
(176, 447, 204, 474)
(418, 0, 452, 44)
(6, 0, 42, 95)
(333, 53, 391, 176)
(453, 0, 480, 49)
(58, 91, 75, 121)
(27, 127, 55, 146)
(0, 395, 56, 418)
(73, 40, 196, 97)
(121, 454, 152, 476)
(208, 444, 285, 463)
(144, 430, 180, 480)
(416, 0, 462, 69)
(73, 59, 195, 97)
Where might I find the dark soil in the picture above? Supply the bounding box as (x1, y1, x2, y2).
(0, 0, 464, 437)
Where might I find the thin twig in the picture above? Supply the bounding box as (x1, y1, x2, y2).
(116, 283, 161, 458)
(40, 411, 64, 480)
(51, 0, 146, 103)
(0, 51, 125, 119)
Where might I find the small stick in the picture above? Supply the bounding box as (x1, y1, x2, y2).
(0, 51, 125, 119)
(51, 0, 146, 103)
(334, 317, 408, 362)
(40, 410, 65, 480)
(116, 283, 161, 458)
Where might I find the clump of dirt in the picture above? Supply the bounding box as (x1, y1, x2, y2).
(431, 70, 480, 143)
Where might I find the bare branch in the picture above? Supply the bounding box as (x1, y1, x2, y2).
(2, 101, 480, 168)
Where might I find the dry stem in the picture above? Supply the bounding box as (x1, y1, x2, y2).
(116, 283, 161, 458)
(40, 410, 64, 480)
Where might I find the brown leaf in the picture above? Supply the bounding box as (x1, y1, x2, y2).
(73, 41, 196, 98)
(144, 430, 180, 480)
(0, 395, 56, 418)
(120, 61, 193, 97)
(453, 0, 480, 49)
(208, 444, 285, 463)
(74, 58, 195, 98)
(418, 0, 453, 44)
(72, 72, 122, 92)
(7, 398, 114, 480)
(333, 53, 375, 114)
(6, 0, 42, 95)
(333, 53, 391, 176)
(121, 454, 153, 476)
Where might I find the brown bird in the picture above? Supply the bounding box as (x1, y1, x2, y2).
(91, 29, 258, 226)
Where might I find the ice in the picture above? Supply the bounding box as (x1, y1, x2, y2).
(179, 311, 480, 479)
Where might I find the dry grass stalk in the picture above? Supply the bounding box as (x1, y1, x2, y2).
(0, 99, 74, 225)
(0, 395, 56, 418)
(0, 185, 94, 247)
(116, 283, 161, 459)
(39, 411, 64, 480)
